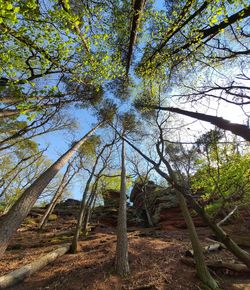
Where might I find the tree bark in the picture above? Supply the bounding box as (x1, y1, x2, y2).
(115, 138, 130, 276)
(70, 142, 108, 253)
(0, 123, 101, 257)
(177, 192, 218, 289)
(0, 245, 70, 288)
(126, 0, 146, 75)
(38, 159, 77, 230)
(82, 188, 98, 235)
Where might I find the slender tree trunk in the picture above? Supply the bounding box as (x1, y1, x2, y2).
(177, 192, 218, 289)
(0, 123, 101, 257)
(0, 109, 22, 118)
(115, 138, 130, 276)
(195, 204, 250, 268)
(82, 208, 90, 235)
(38, 160, 76, 230)
(70, 200, 86, 253)
(70, 142, 108, 253)
(82, 191, 96, 234)
(82, 189, 98, 234)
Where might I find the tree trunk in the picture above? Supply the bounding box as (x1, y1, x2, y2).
(38, 160, 76, 230)
(149, 105, 250, 141)
(175, 186, 250, 269)
(0, 123, 101, 257)
(82, 208, 90, 234)
(0, 245, 70, 288)
(126, 0, 146, 75)
(70, 201, 86, 253)
(198, 208, 250, 268)
(82, 190, 97, 234)
(70, 142, 108, 253)
(115, 138, 130, 276)
(177, 192, 219, 289)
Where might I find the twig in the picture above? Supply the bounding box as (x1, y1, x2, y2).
(217, 206, 238, 226)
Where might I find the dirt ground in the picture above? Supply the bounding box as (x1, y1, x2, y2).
(0, 216, 250, 290)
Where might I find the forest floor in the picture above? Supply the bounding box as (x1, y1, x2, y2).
(0, 215, 250, 290)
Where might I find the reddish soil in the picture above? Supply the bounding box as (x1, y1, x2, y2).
(0, 216, 250, 290)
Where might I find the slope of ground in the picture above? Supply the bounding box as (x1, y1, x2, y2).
(0, 213, 250, 289)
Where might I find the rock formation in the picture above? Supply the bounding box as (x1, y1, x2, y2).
(130, 181, 205, 230)
(92, 189, 138, 227)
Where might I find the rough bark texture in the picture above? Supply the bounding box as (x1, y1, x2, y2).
(177, 192, 218, 289)
(0, 123, 101, 257)
(70, 142, 107, 253)
(38, 160, 76, 230)
(115, 139, 130, 276)
(70, 203, 85, 254)
(126, 0, 146, 75)
(0, 245, 70, 288)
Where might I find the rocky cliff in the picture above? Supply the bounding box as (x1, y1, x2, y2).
(130, 181, 205, 230)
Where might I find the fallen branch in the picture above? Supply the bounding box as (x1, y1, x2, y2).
(217, 206, 238, 226)
(0, 244, 70, 289)
(185, 243, 225, 257)
(181, 257, 250, 273)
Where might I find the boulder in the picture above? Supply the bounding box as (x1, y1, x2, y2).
(55, 198, 81, 209)
(92, 205, 138, 227)
(103, 189, 120, 208)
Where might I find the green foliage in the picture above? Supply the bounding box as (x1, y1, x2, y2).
(78, 135, 101, 158)
(0, 140, 64, 214)
(48, 214, 58, 221)
(135, 0, 249, 81)
(121, 112, 137, 133)
(97, 99, 117, 124)
(97, 173, 132, 194)
(192, 145, 250, 215)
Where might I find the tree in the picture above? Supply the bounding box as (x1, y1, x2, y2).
(0, 122, 102, 257)
(128, 153, 155, 226)
(134, 99, 250, 141)
(152, 114, 219, 289)
(70, 136, 116, 253)
(136, 1, 250, 77)
(114, 112, 138, 276)
(121, 130, 250, 269)
(38, 156, 79, 230)
(115, 137, 130, 276)
(0, 145, 45, 213)
(192, 130, 250, 217)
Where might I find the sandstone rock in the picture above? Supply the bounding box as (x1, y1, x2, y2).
(92, 205, 138, 227)
(103, 189, 120, 208)
(130, 181, 205, 229)
(59, 198, 81, 207)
